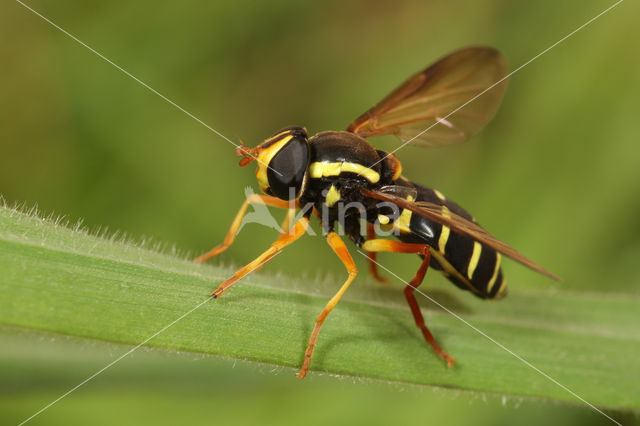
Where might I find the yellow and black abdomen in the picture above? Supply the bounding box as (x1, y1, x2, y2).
(396, 182, 506, 299)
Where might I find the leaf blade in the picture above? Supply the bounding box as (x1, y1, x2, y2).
(0, 206, 638, 412)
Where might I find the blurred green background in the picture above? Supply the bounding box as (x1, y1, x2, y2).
(1, 0, 638, 424)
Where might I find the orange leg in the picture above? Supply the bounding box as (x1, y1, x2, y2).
(194, 194, 292, 264)
(211, 217, 309, 298)
(362, 239, 455, 367)
(279, 207, 296, 237)
(251, 207, 298, 273)
(365, 223, 388, 284)
(297, 232, 358, 378)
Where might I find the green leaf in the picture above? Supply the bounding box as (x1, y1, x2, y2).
(0, 204, 638, 414)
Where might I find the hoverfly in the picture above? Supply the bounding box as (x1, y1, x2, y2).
(195, 46, 560, 378)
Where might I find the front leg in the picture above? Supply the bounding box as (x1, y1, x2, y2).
(194, 194, 292, 264)
(362, 238, 455, 367)
(211, 217, 309, 298)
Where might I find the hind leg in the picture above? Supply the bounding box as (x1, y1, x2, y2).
(362, 239, 455, 367)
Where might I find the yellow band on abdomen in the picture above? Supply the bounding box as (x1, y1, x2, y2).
(467, 241, 482, 279)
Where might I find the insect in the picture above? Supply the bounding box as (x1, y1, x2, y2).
(195, 46, 560, 378)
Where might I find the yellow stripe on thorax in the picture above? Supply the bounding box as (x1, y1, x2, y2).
(377, 214, 390, 225)
(325, 185, 341, 207)
(309, 161, 380, 184)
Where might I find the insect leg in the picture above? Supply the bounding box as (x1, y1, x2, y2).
(297, 232, 358, 378)
(211, 217, 309, 298)
(194, 194, 292, 263)
(250, 207, 298, 274)
(365, 223, 389, 284)
(279, 207, 297, 237)
(362, 239, 455, 367)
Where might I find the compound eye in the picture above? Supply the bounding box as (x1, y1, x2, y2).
(267, 135, 309, 200)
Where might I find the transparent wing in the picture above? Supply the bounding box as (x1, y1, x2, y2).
(362, 188, 561, 281)
(348, 47, 508, 147)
